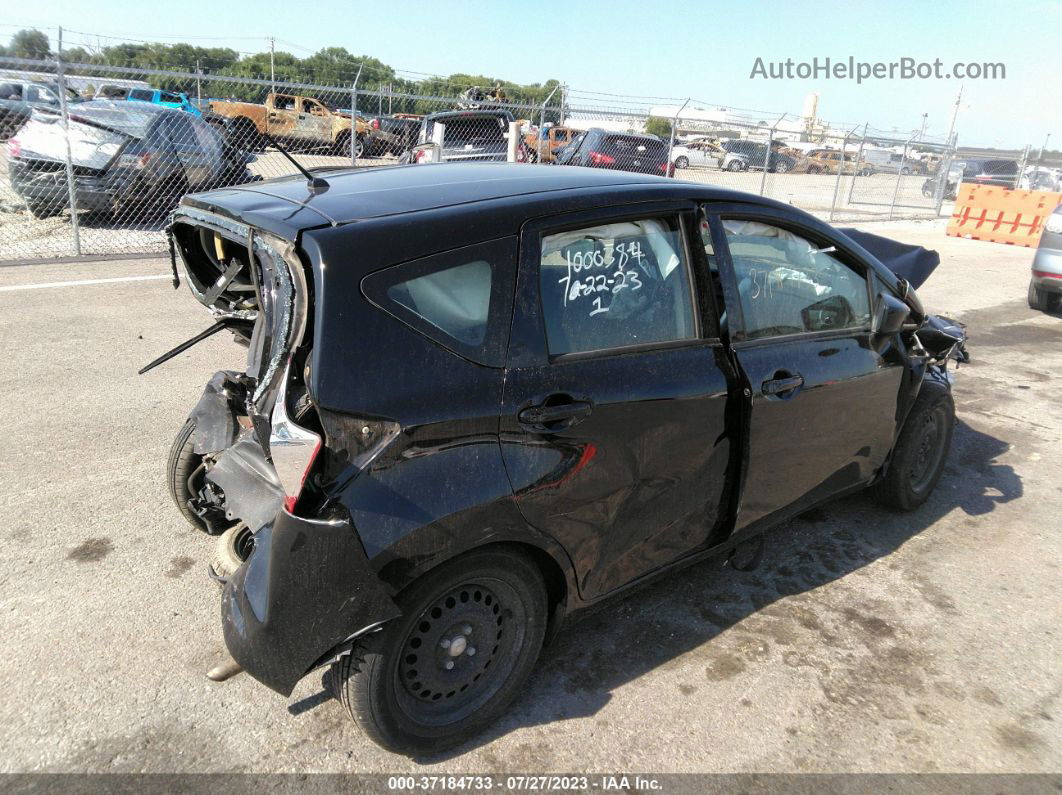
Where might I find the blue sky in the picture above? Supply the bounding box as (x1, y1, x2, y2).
(4, 0, 1060, 148)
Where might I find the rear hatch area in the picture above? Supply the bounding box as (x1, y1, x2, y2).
(166, 206, 320, 534)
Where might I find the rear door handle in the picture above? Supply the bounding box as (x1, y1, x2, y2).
(518, 400, 593, 431)
(762, 374, 804, 396)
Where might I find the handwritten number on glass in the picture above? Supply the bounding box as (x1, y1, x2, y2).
(559, 239, 645, 317)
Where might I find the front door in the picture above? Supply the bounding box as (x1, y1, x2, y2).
(296, 98, 332, 145)
(706, 209, 905, 530)
(500, 205, 736, 600)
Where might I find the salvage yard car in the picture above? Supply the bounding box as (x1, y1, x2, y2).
(0, 78, 80, 140)
(1028, 202, 1062, 312)
(7, 101, 257, 219)
(155, 162, 968, 754)
(555, 128, 674, 175)
(208, 92, 367, 156)
(404, 109, 528, 163)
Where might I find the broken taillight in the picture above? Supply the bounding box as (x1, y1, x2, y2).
(269, 364, 322, 513)
(371, 118, 380, 129)
(588, 151, 615, 166)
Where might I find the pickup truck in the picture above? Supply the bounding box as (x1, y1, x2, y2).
(95, 84, 202, 116)
(208, 92, 368, 156)
(524, 124, 581, 163)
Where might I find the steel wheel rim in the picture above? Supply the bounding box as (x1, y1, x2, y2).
(909, 405, 948, 493)
(393, 578, 527, 727)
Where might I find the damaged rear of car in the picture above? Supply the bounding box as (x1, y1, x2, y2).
(163, 202, 402, 697)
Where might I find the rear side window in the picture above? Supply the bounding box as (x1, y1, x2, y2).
(362, 237, 517, 366)
(129, 88, 153, 101)
(538, 216, 698, 356)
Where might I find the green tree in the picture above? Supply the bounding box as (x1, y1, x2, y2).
(10, 29, 50, 59)
(645, 116, 672, 139)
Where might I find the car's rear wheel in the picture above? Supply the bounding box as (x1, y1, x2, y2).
(167, 418, 231, 535)
(774, 160, 790, 173)
(333, 548, 548, 754)
(1028, 281, 1059, 312)
(726, 160, 744, 172)
(872, 380, 954, 511)
(675, 156, 689, 169)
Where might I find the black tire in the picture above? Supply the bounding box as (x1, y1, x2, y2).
(861, 167, 874, 177)
(726, 159, 744, 172)
(341, 133, 365, 160)
(333, 548, 548, 754)
(872, 380, 955, 511)
(168, 419, 209, 532)
(1027, 281, 1059, 312)
(774, 160, 790, 174)
(900, 166, 911, 176)
(26, 201, 61, 219)
(675, 156, 689, 170)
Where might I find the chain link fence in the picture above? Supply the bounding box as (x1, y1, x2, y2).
(0, 56, 969, 263)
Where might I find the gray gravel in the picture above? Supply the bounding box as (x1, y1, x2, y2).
(0, 219, 1058, 774)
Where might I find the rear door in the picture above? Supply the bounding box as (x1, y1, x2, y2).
(705, 206, 904, 530)
(501, 203, 736, 600)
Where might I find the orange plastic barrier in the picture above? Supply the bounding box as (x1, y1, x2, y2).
(946, 184, 1062, 247)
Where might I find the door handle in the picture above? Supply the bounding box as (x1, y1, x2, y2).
(518, 400, 593, 431)
(761, 373, 804, 397)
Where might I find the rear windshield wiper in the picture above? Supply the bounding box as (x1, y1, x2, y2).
(138, 319, 236, 375)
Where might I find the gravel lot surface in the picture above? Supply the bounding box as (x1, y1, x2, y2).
(0, 218, 1058, 775)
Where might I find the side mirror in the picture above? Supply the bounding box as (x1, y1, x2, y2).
(872, 292, 911, 335)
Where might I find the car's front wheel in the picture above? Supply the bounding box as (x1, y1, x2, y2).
(871, 379, 955, 511)
(333, 548, 548, 754)
(726, 159, 744, 172)
(675, 156, 689, 169)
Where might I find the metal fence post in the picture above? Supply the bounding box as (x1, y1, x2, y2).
(538, 84, 560, 163)
(846, 122, 869, 205)
(828, 127, 858, 221)
(666, 99, 690, 178)
(1015, 144, 1029, 189)
(55, 28, 81, 257)
(758, 113, 785, 196)
(888, 133, 916, 220)
(932, 133, 956, 216)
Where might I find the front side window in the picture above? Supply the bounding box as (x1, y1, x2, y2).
(722, 220, 870, 340)
(539, 217, 697, 356)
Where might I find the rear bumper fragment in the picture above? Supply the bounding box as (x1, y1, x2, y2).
(221, 508, 401, 696)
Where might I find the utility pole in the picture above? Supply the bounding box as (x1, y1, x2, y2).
(1038, 133, 1051, 168)
(269, 37, 275, 93)
(195, 59, 202, 106)
(918, 113, 928, 139)
(945, 85, 962, 146)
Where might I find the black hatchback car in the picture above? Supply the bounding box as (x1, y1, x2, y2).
(157, 163, 967, 754)
(555, 128, 673, 176)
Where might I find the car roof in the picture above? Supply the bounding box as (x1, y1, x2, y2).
(182, 162, 810, 239)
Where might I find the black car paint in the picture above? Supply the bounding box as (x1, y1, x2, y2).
(168, 164, 956, 696)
